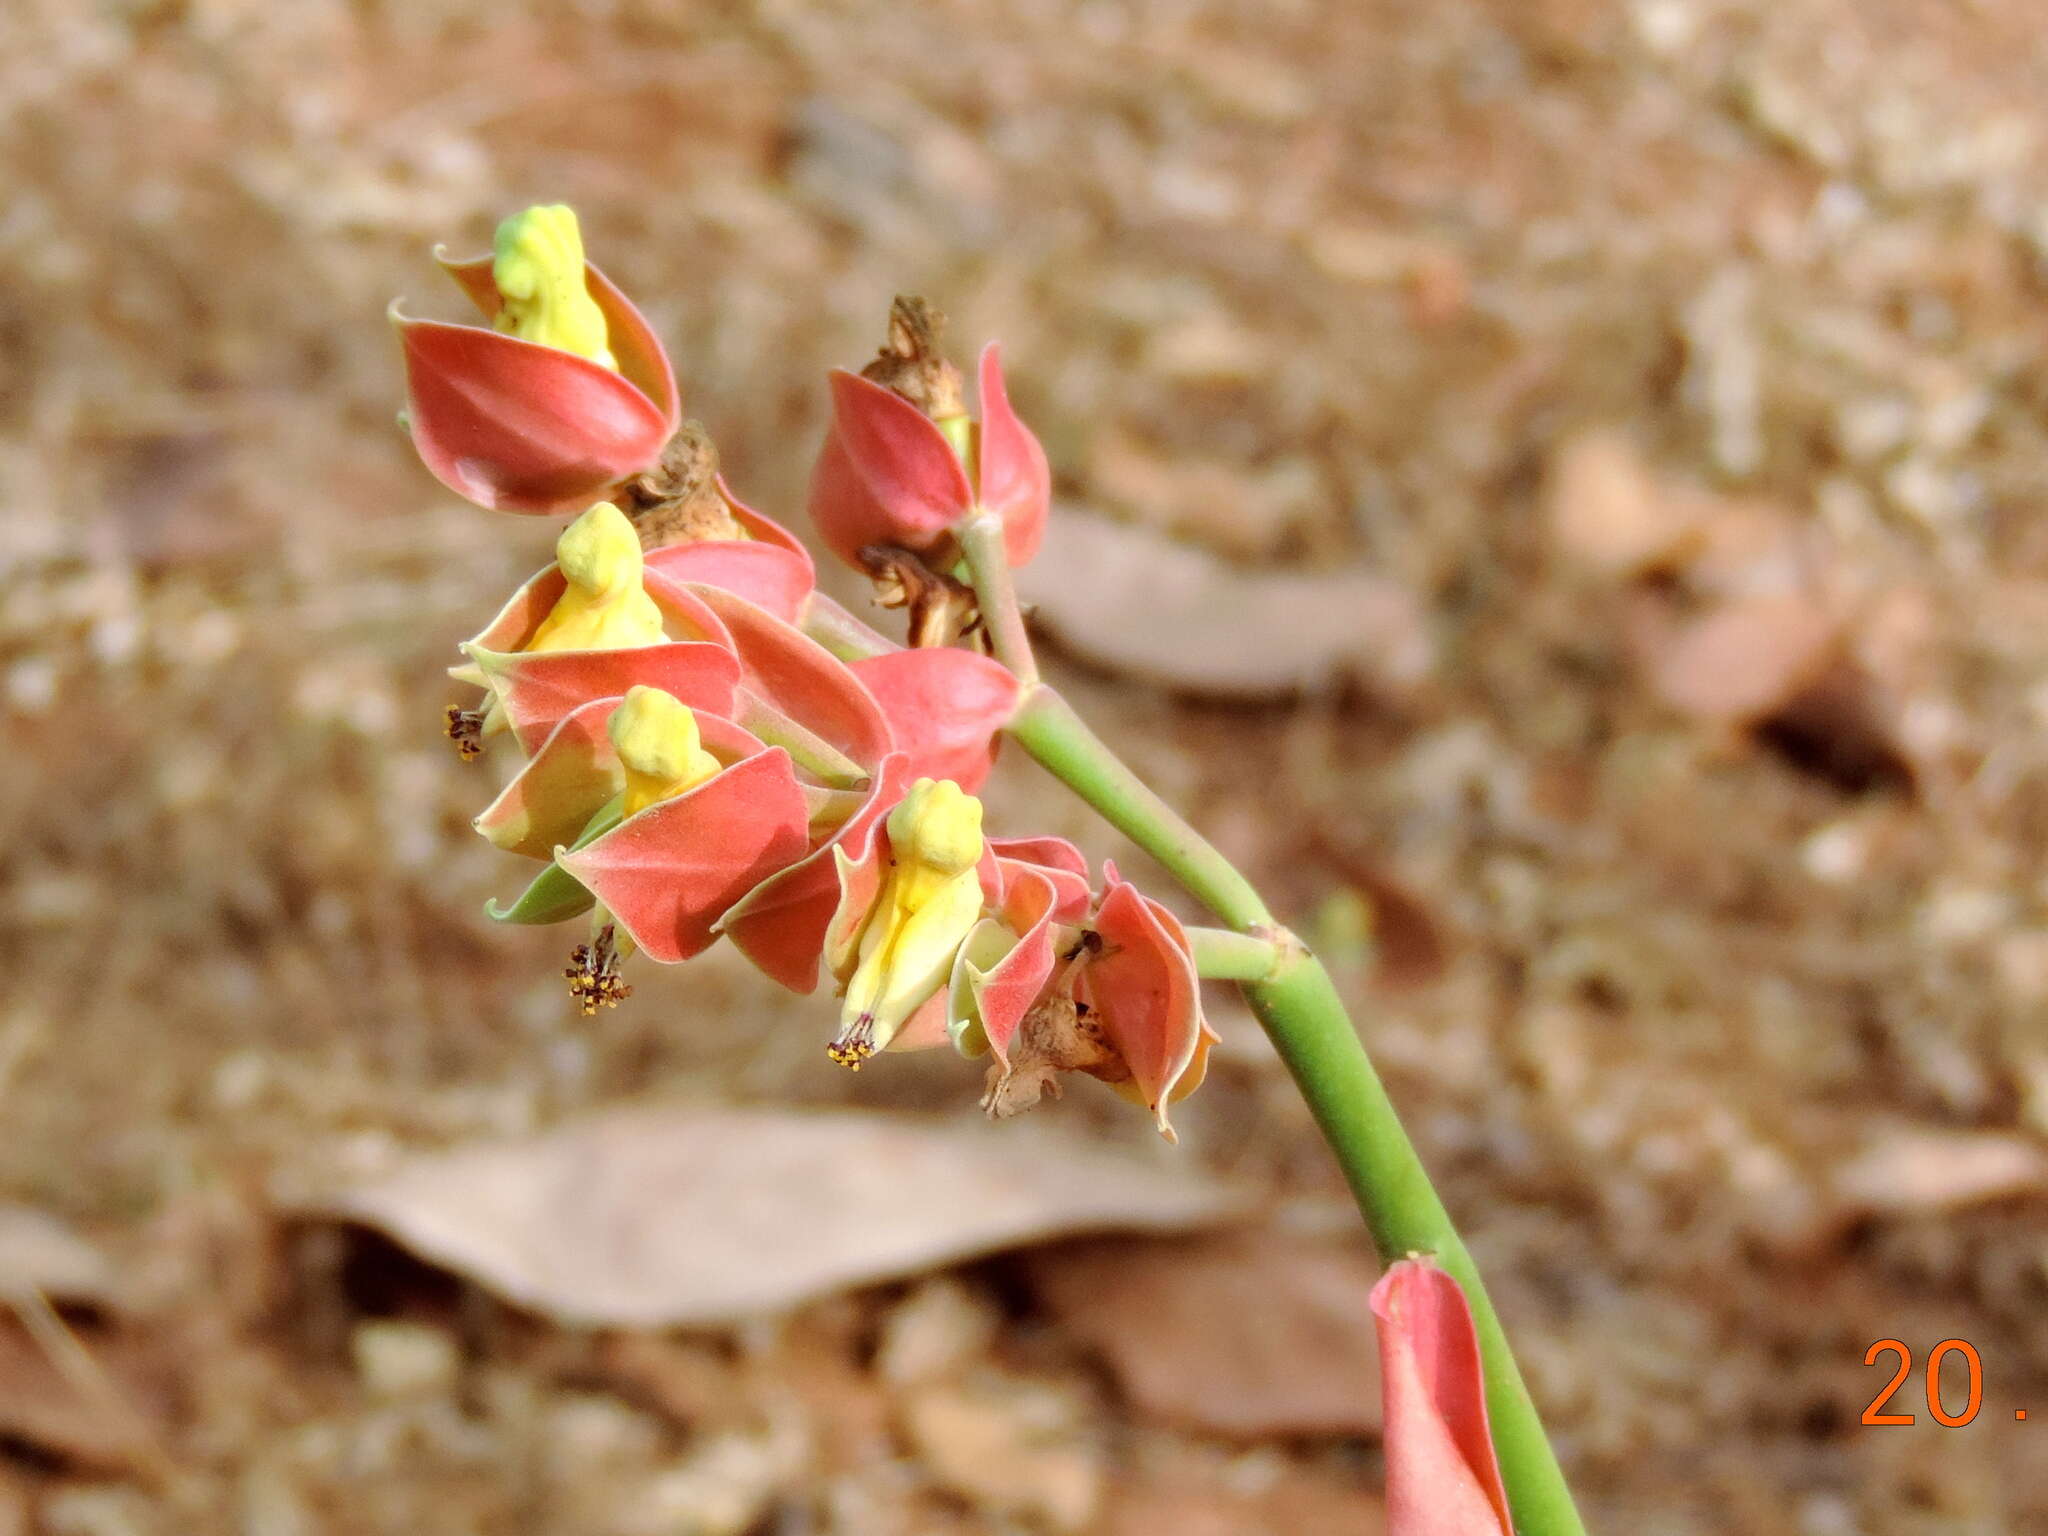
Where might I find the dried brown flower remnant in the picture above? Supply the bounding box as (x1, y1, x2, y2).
(861, 296, 966, 422)
(858, 543, 981, 649)
(620, 421, 748, 548)
(981, 991, 1129, 1122)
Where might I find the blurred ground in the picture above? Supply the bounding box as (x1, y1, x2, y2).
(5, 0, 2048, 1530)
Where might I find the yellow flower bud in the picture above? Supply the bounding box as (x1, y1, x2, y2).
(833, 779, 986, 1066)
(609, 686, 722, 817)
(492, 204, 617, 368)
(526, 503, 666, 654)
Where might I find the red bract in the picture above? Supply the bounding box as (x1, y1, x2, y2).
(987, 836, 1091, 922)
(851, 648, 1022, 793)
(808, 343, 1050, 571)
(394, 249, 680, 514)
(457, 559, 738, 753)
(1370, 1259, 1513, 1536)
(475, 696, 768, 862)
(1076, 863, 1219, 1142)
(645, 493, 817, 625)
(951, 861, 1066, 1061)
(690, 584, 894, 772)
(718, 752, 916, 992)
(715, 651, 1040, 995)
(559, 747, 813, 963)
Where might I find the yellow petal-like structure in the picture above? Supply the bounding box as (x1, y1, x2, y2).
(491, 203, 617, 369)
(609, 686, 722, 817)
(526, 503, 666, 654)
(834, 779, 986, 1062)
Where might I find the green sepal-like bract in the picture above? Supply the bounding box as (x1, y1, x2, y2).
(483, 794, 625, 926)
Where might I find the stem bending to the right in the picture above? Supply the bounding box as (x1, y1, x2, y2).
(1186, 925, 1282, 982)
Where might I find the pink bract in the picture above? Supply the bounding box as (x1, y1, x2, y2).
(644, 495, 817, 626)
(719, 753, 917, 994)
(807, 343, 1050, 571)
(851, 648, 1022, 793)
(475, 695, 764, 861)
(556, 747, 813, 964)
(1077, 863, 1219, 1141)
(689, 584, 894, 769)
(395, 252, 680, 515)
(957, 863, 1064, 1064)
(1370, 1259, 1513, 1536)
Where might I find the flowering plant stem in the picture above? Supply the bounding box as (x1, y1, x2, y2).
(1185, 925, 1284, 981)
(957, 513, 1039, 685)
(977, 559, 1583, 1536)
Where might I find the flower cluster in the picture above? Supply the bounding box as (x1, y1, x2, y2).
(397, 206, 1216, 1136)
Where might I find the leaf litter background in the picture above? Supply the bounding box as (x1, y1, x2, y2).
(5, 0, 2048, 1530)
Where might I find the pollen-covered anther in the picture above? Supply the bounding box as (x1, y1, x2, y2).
(826, 1013, 877, 1071)
(565, 926, 632, 1017)
(444, 705, 485, 762)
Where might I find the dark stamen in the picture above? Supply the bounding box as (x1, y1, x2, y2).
(827, 1012, 877, 1071)
(444, 705, 485, 763)
(564, 925, 632, 1017)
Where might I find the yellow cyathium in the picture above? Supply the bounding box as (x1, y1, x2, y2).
(526, 502, 665, 655)
(834, 778, 986, 1064)
(609, 686, 722, 817)
(492, 204, 617, 369)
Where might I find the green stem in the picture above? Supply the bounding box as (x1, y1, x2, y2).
(735, 694, 872, 790)
(801, 592, 896, 662)
(1186, 925, 1282, 981)
(1006, 683, 1583, 1536)
(958, 512, 1039, 684)
(1007, 686, 1270, 931)
(1248, 955, 1582, 1536)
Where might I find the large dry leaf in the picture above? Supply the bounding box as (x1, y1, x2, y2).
(294, 1106, 1245, 1328)
(1020, 507, 1431, 699)
(1832, 1124, 2048, 1217)
(1025, 1229, 1382, 1437)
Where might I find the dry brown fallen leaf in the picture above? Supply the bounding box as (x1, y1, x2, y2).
(1831, 1124, 2048, 1218)
(1547, 429, 1924, 784)
(1019, 506, 1432, 700)
(0, 1206, 118, 1310)
(1631, 590, 1843, 726)
(1025, 1229, 1382, 1437)
(0, 1322, 173, 1473)
(290, 1105, 1246, 1328)
(901, 1370, 1105, 1533)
